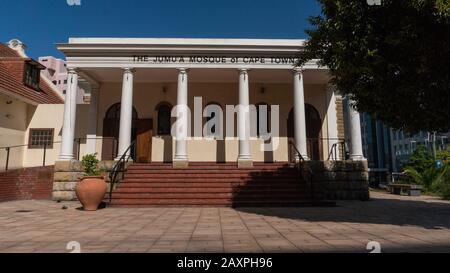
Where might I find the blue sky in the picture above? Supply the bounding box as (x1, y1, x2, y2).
(0, 0, 321, 59)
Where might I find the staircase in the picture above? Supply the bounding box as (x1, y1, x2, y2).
(108, 162, 335, 207)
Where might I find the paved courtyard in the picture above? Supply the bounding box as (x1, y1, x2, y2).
(0, 191, 450, 253)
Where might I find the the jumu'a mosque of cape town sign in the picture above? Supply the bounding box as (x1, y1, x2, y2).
(132, 55, 300, 65)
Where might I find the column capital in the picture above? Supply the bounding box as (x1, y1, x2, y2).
(67, 67, 79, 74)
(177, 68, 189, 74)
(347, 97, 358, 110)
(123, 67, 135, 74)
(326, 84, 337, 93)
(292, 67, 304, 75)
(238, 68, 250, 74)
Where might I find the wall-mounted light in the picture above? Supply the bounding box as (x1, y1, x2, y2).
(6, 100, 13, 105)
(5, 114, 14, 119)
(260, 87, 266, 94)
(162, 86, 167, 94)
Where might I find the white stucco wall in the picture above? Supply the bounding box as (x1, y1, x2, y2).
(22, 104, 64, 168)
(94, 82, 331, 162)
(0, 93, 28, 170)
(1, 81, 337, 168)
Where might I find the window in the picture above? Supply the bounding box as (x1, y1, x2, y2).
(105, 103, 138, 119)
(64, 80, 67, 84)
(23, 63, 41, 90)
(28, 129, 54, 148)
(157, 104, 172, 135)
(52, 80, 57, 85)
(63, 90, 66, 94)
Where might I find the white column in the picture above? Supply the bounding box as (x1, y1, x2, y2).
(59, 68, 78, 161)
(326, 85, 339, 160)
(86, 86, 99, 155)
(116, 68, 134, 160)
(173, 68, 189, 167)
(348, 99, 365, 160)
(293, 68, 309, 160)
(237, 69, 253, 168)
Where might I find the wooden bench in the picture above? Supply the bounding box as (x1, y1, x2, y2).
(387, 184, 423, 196)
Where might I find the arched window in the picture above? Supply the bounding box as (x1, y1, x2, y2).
(287, 104, 323, 160)
(105, 103, 138, 119)
(156, 103, 172, 136)
(256, 103, 271, 137)
(204, 103, 222, 138)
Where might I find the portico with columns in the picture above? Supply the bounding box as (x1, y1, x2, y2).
(56, 38, 365, 168)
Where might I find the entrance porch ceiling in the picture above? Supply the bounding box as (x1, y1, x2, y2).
(81, 68, 330, 84)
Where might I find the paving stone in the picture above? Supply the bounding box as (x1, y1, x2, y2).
(0, 192, 450, 253)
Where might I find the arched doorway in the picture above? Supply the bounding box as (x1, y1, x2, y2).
(155, 102, 172, 136)
(102, 103, 153, 163)
(287, 104, 323, 160)
(155, 102, 173, 163)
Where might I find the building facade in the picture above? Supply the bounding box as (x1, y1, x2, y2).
(0, 39, 64, 171)
(359, 113, 395, 185)
(0, 37, 370, 204)
(55, 38, 366, 166)
(39, 56, 87, 104)
(392, 130, 450, 170)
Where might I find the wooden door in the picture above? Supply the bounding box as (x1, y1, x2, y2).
(136, 119, 153, 163)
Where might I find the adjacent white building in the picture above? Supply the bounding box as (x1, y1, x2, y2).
(39, 56, 87, 104)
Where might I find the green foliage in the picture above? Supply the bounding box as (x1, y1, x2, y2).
(299, 0, 450, 133)
(436, 148, 450, 164)
(404, 165, 447, 191)
(403, 145, 450, 199)
(436, 148, 450, 199)
(81, 153, 100, 176)
(405, 145, 434, 174)
(438, 169, 450, 199)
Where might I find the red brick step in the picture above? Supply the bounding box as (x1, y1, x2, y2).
(108, 162, 333, 207)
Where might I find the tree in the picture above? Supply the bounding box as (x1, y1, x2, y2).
(298, 0, 450, 133)
(405, 145, 434, 173)
(403, 145, 450, 198)
(404, 165, 448, 191)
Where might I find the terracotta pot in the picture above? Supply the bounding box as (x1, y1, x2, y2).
(75, 176, 107, 211)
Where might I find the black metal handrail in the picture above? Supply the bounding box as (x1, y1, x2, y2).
(288, 140, 315, 200)
(1, 137, 116, 171)
(108, 141, 136, 203)
(0, 141, 61, 171)
(327, 140, 347, 161)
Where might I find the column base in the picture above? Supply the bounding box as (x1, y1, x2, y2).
(59, 154, 75, 161)
(294, 154, 310, 162)
(350, 154, 366, 161)
(237, 158, 253, 168)
(115, 154, 133, 161)
(173, 159, 189, 168)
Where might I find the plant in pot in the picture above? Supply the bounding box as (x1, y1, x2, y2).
(76, 153, 107, 211)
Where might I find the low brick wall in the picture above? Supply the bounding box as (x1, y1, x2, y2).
(304, 160, 370, 201)
(53, 161, 114, 201)
(0, 166, 54, 202)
